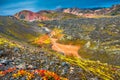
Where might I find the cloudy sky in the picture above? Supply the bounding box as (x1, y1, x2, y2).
(0, 0, 120, 15)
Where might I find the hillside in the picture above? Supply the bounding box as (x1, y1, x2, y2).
(0, 4, 120, 80)
(0, 16, 41, 41)
(14, 10, 79, 21)
(38, 16, 120, 65)
(57, 4, 120, 17)
(0, 35, 120, 80)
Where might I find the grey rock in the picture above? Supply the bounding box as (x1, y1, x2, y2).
(0, 59, 12, 65)
(70, 67, 74, 74)
(21, 77, 26, 80)
(50, 61, 54, 65)
(0, 64, 5, 70)
(16, 63, 26, 69)
(52, 67, 56, 71)
(61, 68, 68, 75)
(27, 65, 34, 69)
(45, 65, 49, 70)
(0, 50, 4, 55)
(13, 47, 20, 53)
(35, 77, 42, 80)
(41, 60, 46, 64)
(74, 78, 80, 80)
(89, 77, 98, 80)
(61, 62, 69, 67)
(9, 77, 14, 80)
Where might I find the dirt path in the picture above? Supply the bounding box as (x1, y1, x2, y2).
(51, 38, 80, 58)
(36, 30, 81, 58)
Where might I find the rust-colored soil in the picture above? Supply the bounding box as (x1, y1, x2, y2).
(51, 38, 80, 58)
(36, 31, 80, 57)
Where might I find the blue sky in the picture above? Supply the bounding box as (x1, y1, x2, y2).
(0, 0, 120, 15)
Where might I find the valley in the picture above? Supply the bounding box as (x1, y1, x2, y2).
(0, 4, 120, 80)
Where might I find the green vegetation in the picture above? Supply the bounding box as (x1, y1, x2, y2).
(0, 16, 41, 42)
(44, 49, 120, 80)
(0, 11, 120, 80)
(40, 16, 120, 65)
(57, 38, 87, 46)
(0, 36, 21, 49)
(42, 12, 79, 20)
(78, 47, 120, 66)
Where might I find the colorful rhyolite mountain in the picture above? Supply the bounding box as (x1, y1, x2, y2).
(61, 4, 120, 17)
(14, 4, 120, 21)
(14, 10, 50, 21)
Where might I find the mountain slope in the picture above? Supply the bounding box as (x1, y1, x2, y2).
(14, 10, 50, 21)
(110, 4, 120, 15)
(39, 16, 120, 65)
(0, 16, 41, 41)
(58, 4, 120, 17)
(14, 4, 120, 21)
(14, 10, 79, 21)
(0, 15, 120, 80)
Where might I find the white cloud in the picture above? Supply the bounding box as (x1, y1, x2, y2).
(55, 5, 62, 9)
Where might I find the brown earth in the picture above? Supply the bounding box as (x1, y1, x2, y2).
(51, 38, 80, 58)
(35, 31, 80, 57)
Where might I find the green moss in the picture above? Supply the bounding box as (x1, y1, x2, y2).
(43, 49, 120, 80)
(0, 22, 3, 25)
(0, 36, 21, 48)
(58, 53, 120, 80)
(57, 38, 87, 46)
(42, 12, 79, 20)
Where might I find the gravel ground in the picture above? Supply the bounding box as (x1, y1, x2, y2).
(0, 46, 98, 80)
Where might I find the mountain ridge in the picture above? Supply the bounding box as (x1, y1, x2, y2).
(14, 4, 120, 21)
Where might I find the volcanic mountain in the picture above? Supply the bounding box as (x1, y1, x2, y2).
(57, 4, 120, 16)
(14, 4, 120, 21)
(14, 10, 50, 21)
(14, 10, 79, 21)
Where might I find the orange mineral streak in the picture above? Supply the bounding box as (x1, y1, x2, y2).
(36, 35, 50, 44)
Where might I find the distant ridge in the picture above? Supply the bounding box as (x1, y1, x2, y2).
(14, 4, 120, 21)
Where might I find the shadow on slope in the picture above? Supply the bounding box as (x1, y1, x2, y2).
(0, 16, 41, 42)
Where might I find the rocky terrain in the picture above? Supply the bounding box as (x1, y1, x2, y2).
(0, 36, 120, 80)
(0, 4, 120, 80)
(39, 16, 120, 65)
